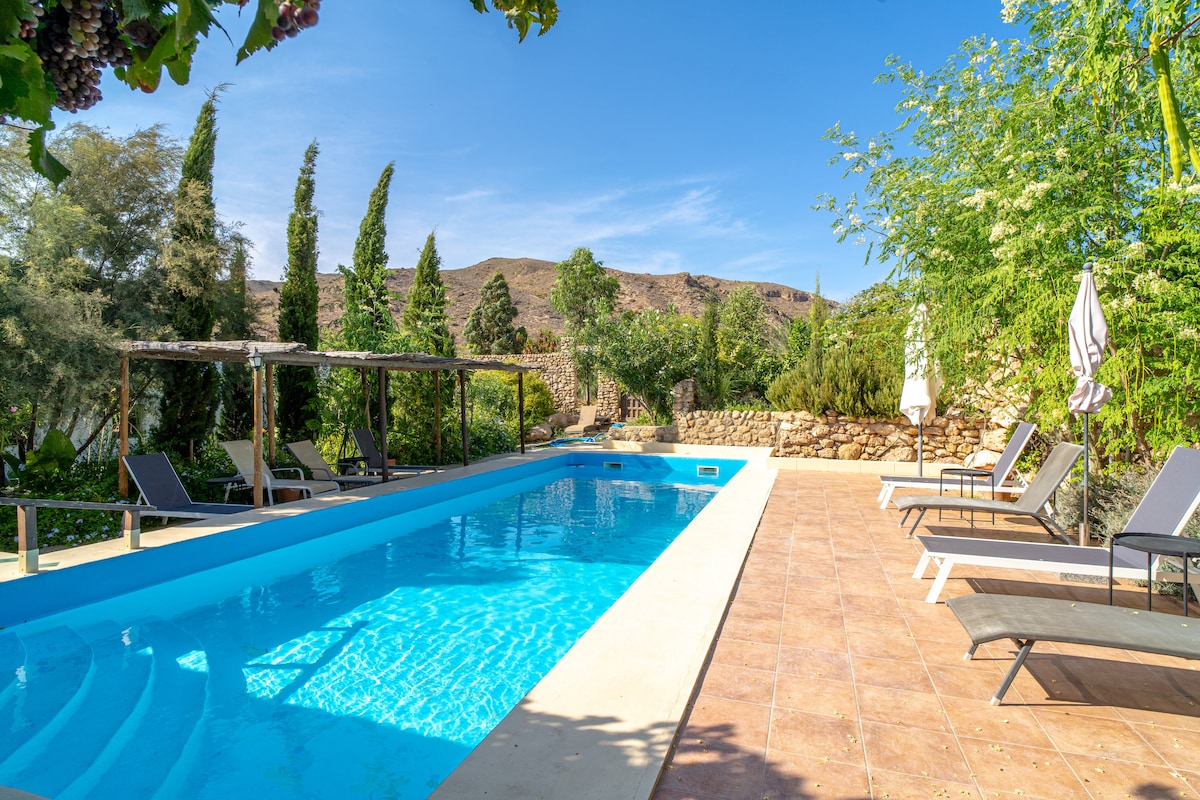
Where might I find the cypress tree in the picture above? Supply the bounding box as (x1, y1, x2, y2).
(216, 235, 257, 440)
(395, 231, 455, 463)
(339, 162, 399, 432)
(277, 140, 321, 441)
(341, 162, 397, 349)
(153, 90, 222, 459)
(464, 271, 526, 354)
(695, 297, 726, 409)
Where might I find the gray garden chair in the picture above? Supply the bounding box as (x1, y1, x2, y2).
(914, 445, 1200, 602)
(123, 453, 254, 519)
(877, 421, 1037, 509)
(893, 441, 1084, 542)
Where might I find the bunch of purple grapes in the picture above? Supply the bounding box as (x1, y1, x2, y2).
(271, 0, 319, 41)
(32, 0, 132, 113)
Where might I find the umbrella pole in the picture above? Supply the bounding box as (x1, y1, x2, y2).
(917, 421, 924, 478)
(1080, 411, 1089, 546)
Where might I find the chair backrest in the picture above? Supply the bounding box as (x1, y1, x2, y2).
(990, 421, 1037, 484)
(122, 453, 193, 509)
(577, 406, 597, 427)
(221, 440, 277, 489)
(1014, 442, 1085, 512)
(352, 429, 384, 469)
(286, 440, 334, 481)
(1122, 446, 1200, 537)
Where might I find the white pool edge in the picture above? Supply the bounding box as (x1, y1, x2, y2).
(430, 445, 777, 800)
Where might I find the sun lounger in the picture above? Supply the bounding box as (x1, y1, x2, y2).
(947, 593, 1200, 704)
(894, 442, 1084, 543)
(563, 405, 598, 437)
(123, 453, 254, 519)
(345, 429, 441, 476)
(877, 421, 1036, 509)
(220, 440, 339, 505)
(285, 440, 382, 488)
(914, 445, 1200, 602)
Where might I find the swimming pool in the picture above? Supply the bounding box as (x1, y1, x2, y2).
(0, 452, 746, 799)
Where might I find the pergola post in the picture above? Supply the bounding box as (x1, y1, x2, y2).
(435, 371, 442, 466)
(378, 368, 388, 484)
(119, 355, 130, 498)
(459, 369, 469, 467)
(518, 372, 526, 455)
(252, 360, 264, 508)
(266, 363, 276, 468)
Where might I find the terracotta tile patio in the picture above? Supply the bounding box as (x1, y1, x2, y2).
(653, 469, 1200, 800)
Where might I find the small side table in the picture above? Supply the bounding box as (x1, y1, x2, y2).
(1109, 532, 1200, 616)
(938, 467, 994, 523)
(207, 475, 249, 503)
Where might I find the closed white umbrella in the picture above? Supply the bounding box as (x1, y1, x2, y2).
(1067, 261, 1111, 545)
(900, 303, 942, 477)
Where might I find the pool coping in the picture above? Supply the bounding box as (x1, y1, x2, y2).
(430, 444, 777, 800)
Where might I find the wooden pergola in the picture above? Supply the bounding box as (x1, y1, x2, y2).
(118, 340, 534, 508)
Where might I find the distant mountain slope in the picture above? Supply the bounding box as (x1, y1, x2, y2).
(249, 257, 819, 343)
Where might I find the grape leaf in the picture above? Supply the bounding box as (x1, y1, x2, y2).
(0, 0, 33, 40)
(237, 0, 278, 64)
(28, 126, 69, 184)
(120, 0, 159, 20)
(0, 43, 52, 124)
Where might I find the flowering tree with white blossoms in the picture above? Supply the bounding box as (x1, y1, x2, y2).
(817, 4, 1200, 463)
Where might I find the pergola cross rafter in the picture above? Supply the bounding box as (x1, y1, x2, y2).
(119, 340, 533, 508)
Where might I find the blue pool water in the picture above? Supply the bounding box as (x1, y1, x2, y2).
(0, 454, 742, 799)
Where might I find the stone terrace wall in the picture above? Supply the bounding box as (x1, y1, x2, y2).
(469, 351, 576, 413)
(612, 409, 1010, 468)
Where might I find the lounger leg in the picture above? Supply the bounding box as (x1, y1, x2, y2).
(905, 509, 928, 539)
(991, 639, 1036, 706)
(963, 643, 979, 661)
(924, 559, 953, 604)
(912, 551, 933, 579)
(899, 508, 911, 528)
(879, 484, 895, 510)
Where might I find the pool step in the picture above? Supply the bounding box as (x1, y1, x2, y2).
(0, 626, 91, 764)
(0, 633, 27, 711)
(0, 621, 154, 798)
(57, 619, 209, 800)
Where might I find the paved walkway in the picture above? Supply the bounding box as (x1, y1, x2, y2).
(653, 470, 1200, 800)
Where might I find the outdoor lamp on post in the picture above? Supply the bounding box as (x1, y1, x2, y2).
(248, 348, 264, 508)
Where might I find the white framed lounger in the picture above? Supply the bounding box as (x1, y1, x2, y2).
(913, 445, 1200, 603)
(877, 421, 1037, 509)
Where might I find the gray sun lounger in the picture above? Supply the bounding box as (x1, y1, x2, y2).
(947, 593, 1200, 705)
(285, 440, 382, 488)
(894, 442, 1084, 543)
(347, 429, 441, 476)
(914, 445, 1200, 603)
(123, 453, 254, 520)
(877, 421, 1037, 509)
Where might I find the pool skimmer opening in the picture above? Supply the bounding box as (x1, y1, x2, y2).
(697, 465, 720, 477)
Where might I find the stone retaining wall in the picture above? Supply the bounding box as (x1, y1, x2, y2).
(610, 409, 1009, 468)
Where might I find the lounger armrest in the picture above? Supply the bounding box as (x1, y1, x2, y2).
(270, 467, 304, 480)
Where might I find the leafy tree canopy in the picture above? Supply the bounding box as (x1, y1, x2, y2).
(589, 307, 698, 425)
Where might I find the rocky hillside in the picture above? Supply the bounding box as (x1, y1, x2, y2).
(249, 257, 819, 343)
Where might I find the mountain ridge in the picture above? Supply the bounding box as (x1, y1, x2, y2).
(250, 257, 819, 343)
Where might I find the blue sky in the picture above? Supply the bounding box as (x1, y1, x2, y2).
(75, 1, 1014, 301)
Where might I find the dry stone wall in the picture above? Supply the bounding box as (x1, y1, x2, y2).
(468, 352, 576, 413)
(611, 409, 1009, 467)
